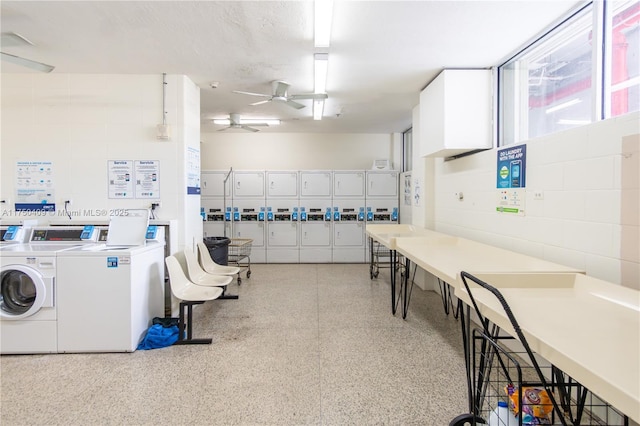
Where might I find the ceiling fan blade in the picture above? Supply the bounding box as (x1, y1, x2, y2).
(1, 52, 54, 73)
(290, 93, 328, 101)
(217, 127, 229, 132)
(232, 90, 271, 98)
(250, 100, 271, 106)
(1, 32, 34, 47)
(273, 81, 290, 98)
(284, 99, 306, 109)
(240, 125, 260, 132)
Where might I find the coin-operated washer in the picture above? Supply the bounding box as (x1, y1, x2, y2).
(332, 201, 367, 263)
(56, 211, 165, 352)
(299, 204, 333, 263)
(266, 202, 299, 263)
(0, 225, 99, 354)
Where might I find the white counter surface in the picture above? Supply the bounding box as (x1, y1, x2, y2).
(455, 272, 640, 424)
(381, 226, 637, 423)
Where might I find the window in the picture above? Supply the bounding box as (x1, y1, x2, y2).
(499, 4, 593, 145)
(403, 128, 413, 172)
(606, 0, 640, 117)
(498, 0, 640, 146)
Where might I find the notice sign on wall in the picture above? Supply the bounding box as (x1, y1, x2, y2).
(496, 144, 527, 188)
(496, 145, 527, 216)
(135, 160, 160, 199)
(186, 146, 201, 195)
(108, 160, 134, 199)
(15, 161, 56, 211)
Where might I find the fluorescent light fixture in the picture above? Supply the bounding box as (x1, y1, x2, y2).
(314, 53, 328, 94)
(314, 0, 334, 47)
(545, 98, 581, 114)
(213, 119, 280, 125)
(611, 75, 640, 92)
(313, 53, 328, 120)
(313, 100, 324, 121)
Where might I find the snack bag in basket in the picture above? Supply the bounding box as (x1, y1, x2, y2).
(505, 384, 553, 424)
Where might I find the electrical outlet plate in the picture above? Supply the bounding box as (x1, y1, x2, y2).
(533, 191, 544, 200)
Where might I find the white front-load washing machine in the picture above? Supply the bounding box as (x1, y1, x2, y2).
(0, 226, 98, 354)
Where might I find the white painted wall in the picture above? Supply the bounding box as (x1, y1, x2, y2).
(0, 73, 201, 253)
(429, 112, 639, 287)
(200, 132, 397, 170)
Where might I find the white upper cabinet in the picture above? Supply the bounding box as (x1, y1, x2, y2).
(420, 69, 492, 158)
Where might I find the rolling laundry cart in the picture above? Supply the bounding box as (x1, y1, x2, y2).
(450, 272, 630, 426)
(228, 238, 252, 283)
(369, 240, 393, 279)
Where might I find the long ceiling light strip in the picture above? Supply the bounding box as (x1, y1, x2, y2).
(314, 0, 333, 121)
(313, 53, 329, 121)
(314, 53, 329, 93)
(314, 0, 334, 48)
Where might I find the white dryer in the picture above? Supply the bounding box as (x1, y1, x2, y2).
(56, 223, 165, 353)
(0, 226, 98, 354)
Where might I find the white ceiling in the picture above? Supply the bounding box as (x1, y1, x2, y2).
(0, 1, 585, 134)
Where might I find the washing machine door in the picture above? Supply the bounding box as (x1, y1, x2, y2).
(0, 265, 47, 320)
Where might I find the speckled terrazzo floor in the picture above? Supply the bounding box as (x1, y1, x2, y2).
(1, 263, 468, 425)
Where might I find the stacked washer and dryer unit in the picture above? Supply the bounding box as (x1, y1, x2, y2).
(201, 170, 399, 263)
(0, 214, 166, 354)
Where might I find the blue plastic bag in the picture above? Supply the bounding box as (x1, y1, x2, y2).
(137, 324, 179, 350)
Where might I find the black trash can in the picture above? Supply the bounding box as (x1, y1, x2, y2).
(203, 237, 230, 266)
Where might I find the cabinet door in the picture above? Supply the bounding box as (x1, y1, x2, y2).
(333, 171, 365, 197)
(233, 172, 265, 198)
(201, 171, 231, 197)
(266, 172, 298, 197)
(300, 172, 332, 197)
(366, 171, 398, 197)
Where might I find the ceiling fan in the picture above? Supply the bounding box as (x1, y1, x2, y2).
(214, 113, 278, 133)
(1, 32, 55, 73)
(233, 80, 327, 110)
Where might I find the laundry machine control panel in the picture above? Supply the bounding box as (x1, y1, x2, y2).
(30, 225, 97, 242)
